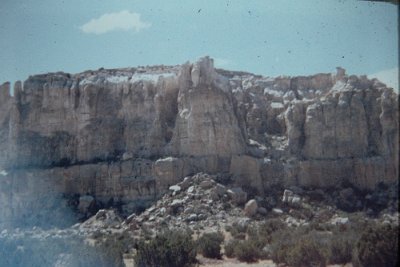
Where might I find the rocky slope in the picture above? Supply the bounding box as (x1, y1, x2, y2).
(0, 57, 398, 227)
(2, 171, 396, 267)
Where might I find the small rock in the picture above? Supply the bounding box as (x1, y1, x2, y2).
(147, 206, 156, 213)
(210, 183, 226, 200)
(257, 207, 268, 215)
(330, 216, 349, 225)
(187, 186, 195, 193)
(197, 214, 207, 220)
(95, 209, 107, 219)
(122, 152, 133, 160)
(125, 213, 136, 224)
(272, 208, 283, 214)
(214, 183, 227, 196)
(178, 176, 192, 190)
(291, 196, 301, 205)
(186, 214, 198, 222)
(160, 207, 167, 215)
(285, 216, 300, 227)
(171, 199, 184, 208)
(244, 199, 258, 217)
(282, 189, 294, 203)
(227, 187, 247, 205)
(169, 185, 181, 193)
(184, 207, 194, 214)
(199, 179, 215, 189)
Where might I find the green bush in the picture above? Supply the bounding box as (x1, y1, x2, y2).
(247, 219, 287, 248)
(234, 240, 259, 263)
(227, 221, 248, 239)
(286, 234, 329, 267)
(134, 229, 197, 267)
(197, 232, 224, 259)
(224, 239, 239, 258)
(354, 223, 398, 267)
(270, 228, 329, 267)
(270, 229, 297, 265)
(328, 231, 356, 264)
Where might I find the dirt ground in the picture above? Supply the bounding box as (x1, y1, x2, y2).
(198, 256, 277, 267)
(198, 256, 353, 267)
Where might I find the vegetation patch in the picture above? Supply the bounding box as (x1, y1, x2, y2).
(197, 231, 224, 259)
(134, 229, 197, 267)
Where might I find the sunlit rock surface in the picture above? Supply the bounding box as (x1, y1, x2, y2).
(0, 57, 398, 228)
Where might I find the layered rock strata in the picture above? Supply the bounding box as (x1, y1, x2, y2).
(0, 57, 398, 227)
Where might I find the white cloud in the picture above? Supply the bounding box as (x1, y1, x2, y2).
(80, 10, 151, 34)
(368, 67, 399, 92)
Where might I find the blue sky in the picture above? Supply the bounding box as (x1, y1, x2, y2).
(0, 0, 398, 90)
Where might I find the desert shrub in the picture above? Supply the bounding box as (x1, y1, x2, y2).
(270, 228, 329, 267)
(328, 229, 357, 264)
(286, 234, 329, 267)
(197, 232, 224, 259)
(308, 221, 336, 232)
(234, 240, 259, 263)
(231, 221, 248, 233)
(134, 229, 197, 267)
(270, 228, 298, 265)
(247, 219, 287, 247)
(226, 221, 248, 240)
(224, 239, 239, 258)
(244, 219, 288, 259)
(353, 223, 398, 267)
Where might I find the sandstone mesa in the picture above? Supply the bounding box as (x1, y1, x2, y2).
(0, 56, 398, 227)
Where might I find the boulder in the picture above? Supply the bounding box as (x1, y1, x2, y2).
(282, 189, 301, 206)
(244, 199, 258, 217)
(199, 179, 215, 189)
(330, 216, 349, 225)
(80, 209, 122, 229)
(169, 185, 181, 194)
(257, 207, 268, 215)
(282, 189, 294, 203)
(227, 187, 247, 205)
(272, 208, 283, 214)
(210, 183, 226, 200)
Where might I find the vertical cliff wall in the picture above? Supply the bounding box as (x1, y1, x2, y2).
(0, 57, 398, 227)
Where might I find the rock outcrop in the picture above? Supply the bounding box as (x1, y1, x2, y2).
(0, 57, 398, 227)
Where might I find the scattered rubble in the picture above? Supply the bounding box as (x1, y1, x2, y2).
(0, 171, 398, 267)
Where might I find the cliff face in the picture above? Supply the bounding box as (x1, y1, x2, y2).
(0, 57, 398, 226)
